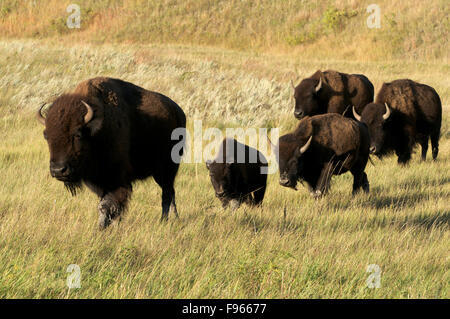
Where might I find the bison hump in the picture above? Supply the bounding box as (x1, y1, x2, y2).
(313, 115, 359, 156)
(323, 70, 345, 92)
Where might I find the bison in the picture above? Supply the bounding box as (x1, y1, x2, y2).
(292, 70, 374, 120)
(37, 77, 186, 228)
(275, 114, 370, 196)
(352, 79, 442, 164)
(206, 138, 268, 209)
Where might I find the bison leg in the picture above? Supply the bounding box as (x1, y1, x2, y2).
(161, 186, 176, 221)
(153, 160, 181, 221)
(252, 185, 266, 206)
(98, 186, 131, 230)
(351, 171, 369, 194)
(229, 199, 241, 210)
(315, 163, 334, 196)
(430, 130, 440, 160)
(397, 151, 411, 165)
(169, 195, 179, 218)
(417, 134, 429, 161)
(396, 128, 414, 164)
(395, 141, 412, 164)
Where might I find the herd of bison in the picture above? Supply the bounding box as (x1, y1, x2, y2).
(36, 70, 443, 229)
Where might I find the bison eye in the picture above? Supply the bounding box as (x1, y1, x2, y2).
(74, 131, 83, 140)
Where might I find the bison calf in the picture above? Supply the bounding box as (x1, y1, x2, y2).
(353, 79, 442, 164)
(206, 138, 268, 209)
(37, 77, 186, 228)
(276, 114, 370, 196)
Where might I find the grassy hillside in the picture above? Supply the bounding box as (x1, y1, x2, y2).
(0, 0, 449, 61)
(0, 40, 448, 298)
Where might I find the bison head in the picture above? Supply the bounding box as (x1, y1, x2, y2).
(206, 160, 234, 207)
(277, 134, 313, 190)
(353, 102, 391, 155)
(293, 73, 324, 119)
(37, 94, 103, 194)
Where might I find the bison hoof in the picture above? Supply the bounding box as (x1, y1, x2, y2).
(229, 199, 240, 211)
(362, 182, 370, 193)
(311, 190, 323, 199)
(97, 199, 121, 229)
(432, 148, 438, 160)
(98, 212, 112, 230)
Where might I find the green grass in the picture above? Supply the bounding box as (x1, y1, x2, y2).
(0, 39, 449, 298)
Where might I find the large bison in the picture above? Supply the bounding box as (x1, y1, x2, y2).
(206, 138, 268, 209)
(275, 114, 370, 196)
(293, 70, 374, 120)
(37, 77, 186, 228)
(352, 79, 442, 164)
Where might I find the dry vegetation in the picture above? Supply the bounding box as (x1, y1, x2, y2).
(0, 0, 449, 60)
(0, 1, 449, 298)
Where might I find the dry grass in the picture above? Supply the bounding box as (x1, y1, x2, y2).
(0, 39, 448, 298)
(0, 0, 449, 61)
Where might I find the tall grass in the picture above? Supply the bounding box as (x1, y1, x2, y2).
(0, 39, 448, 298)
(0, 0, 449, 61)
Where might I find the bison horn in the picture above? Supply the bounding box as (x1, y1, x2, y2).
(315, 77, 322, 92)
(382, 103, 391, 121)
(299, 136, 313, 154)
(290, 79, 295, 89)
(352, 106, 362, 121)
(36, 103, 47, 125)
(81, 100, 94, 123)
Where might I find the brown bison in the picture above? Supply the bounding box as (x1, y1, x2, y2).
(352, 79, 442, 164)
(293, 70, 374, 120)
(275, 114, 370, 196)
(206, 138, 268, 209)
(37, 77, 186, 228)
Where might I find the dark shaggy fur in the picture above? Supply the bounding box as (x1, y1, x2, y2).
(355, 79, 442, 164)
(293, 69, 374, 120)
(206, 138, 268, 209)
(277, 114, 370, 196)
(40, 77, 186, 228)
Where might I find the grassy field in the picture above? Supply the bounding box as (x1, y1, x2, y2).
(1, 0, 449, 60)
(0, 0, 449, 299)
(0, 39, 448, 298)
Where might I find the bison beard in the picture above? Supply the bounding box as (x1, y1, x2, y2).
(38, 77, 186, 229)
(64, 181, 82, 196)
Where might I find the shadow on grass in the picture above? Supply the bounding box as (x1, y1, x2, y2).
(362, 192, 430, 210)
(364, 211, 449, 231)
(236, 207, 312, 236)
(406, 211, 449, 230)
(397, 176, 450, 189)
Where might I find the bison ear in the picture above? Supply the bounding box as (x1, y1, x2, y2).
(86, 116, 103, 136)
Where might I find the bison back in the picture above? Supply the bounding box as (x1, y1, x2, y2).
(310, 114, 361, 156)
(376, 79, 442, 127)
